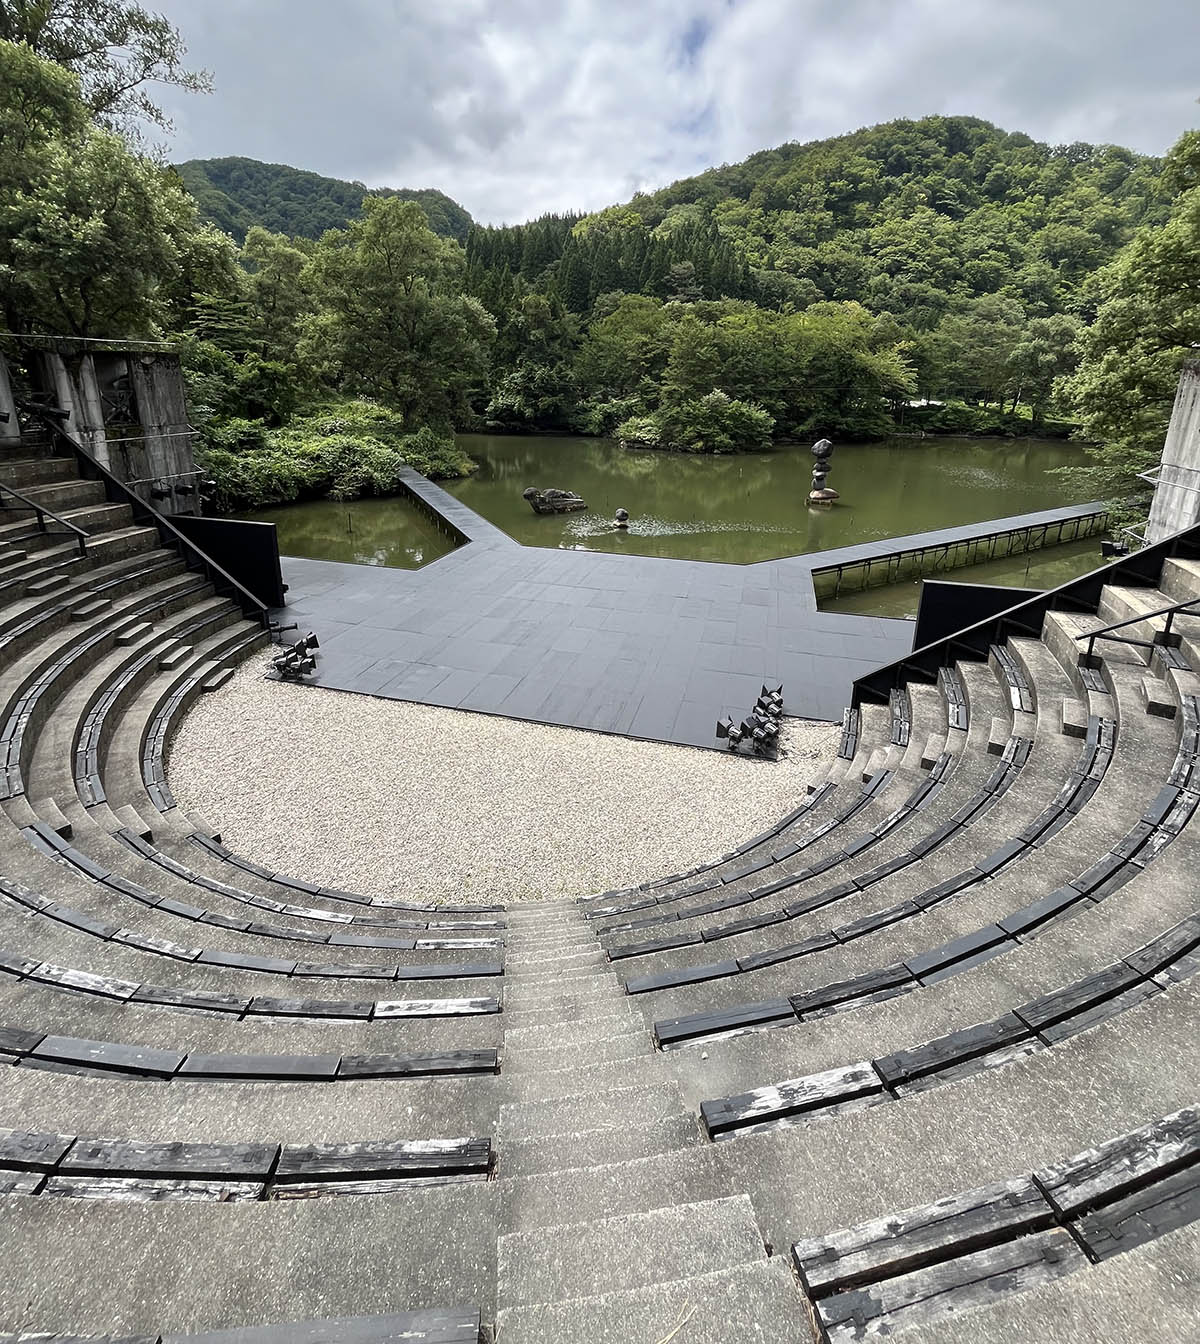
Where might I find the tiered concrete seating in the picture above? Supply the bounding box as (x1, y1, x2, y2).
(0, 434, 1197, 1341)
(0, 445, 509, 1335)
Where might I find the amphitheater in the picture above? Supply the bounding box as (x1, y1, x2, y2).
(0, 426, 1198, 1344)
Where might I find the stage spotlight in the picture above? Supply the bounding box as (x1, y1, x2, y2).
(715, 717, 745, 749)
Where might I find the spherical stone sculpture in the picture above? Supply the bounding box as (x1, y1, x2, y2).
(614, 507, 629, 530)
(808, 437, 839, 505)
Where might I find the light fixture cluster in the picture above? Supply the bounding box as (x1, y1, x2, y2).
(716, 684, 784, 757)
(271, 631, 320, 680)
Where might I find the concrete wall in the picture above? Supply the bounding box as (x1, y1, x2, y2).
(1146, 361, 1200, 544)
(0, 356, 19, 448)
(0, 346, 202, 515)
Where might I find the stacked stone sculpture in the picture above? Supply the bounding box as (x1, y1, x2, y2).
(808, 437, 839, 504)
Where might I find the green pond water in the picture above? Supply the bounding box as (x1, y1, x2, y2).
(446, 433, 1093, 564)
(246, 495, 456, 569)
(821, 535, 1108, 620)
(249, 434, 1096, 584)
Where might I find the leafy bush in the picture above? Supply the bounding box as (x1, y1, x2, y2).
(612, 414, 661, 449)
(905, 399, 1075, 438)
(199, 398, 475, 512)
(617, 391, 774, 453)
(572, 395, 646, 436)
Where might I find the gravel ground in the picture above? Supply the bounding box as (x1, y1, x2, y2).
(168, 660, 840, 905)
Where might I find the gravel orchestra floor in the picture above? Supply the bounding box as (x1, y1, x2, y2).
(169, 661, 840, 905)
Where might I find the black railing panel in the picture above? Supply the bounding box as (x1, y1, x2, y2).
(853, 522, 1200, 705)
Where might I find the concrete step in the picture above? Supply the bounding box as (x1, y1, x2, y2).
(1159, 556, 1200, 607)
(200, 663, 235, 692)
(501, 977, 624, 1008)
(23, 571, 70, 596)
(500, 998, 641, 1032)
(1140, 674, 1176, 718)
(157, 640, 193, 670)
(499, 1081, 686, 1144)
(68, 596, 112, 620)
(496, 1194, 768, 1311)
(494, 1258, 806, 1344)
(0, 499, 133, 547)
(116, 621, 153, 646)
(501, 1016, 649, 1055)
(498, 1115, 703, 1180)
(0, 456, 78, 488)
(4, 477, 106, 514)
(502, 1032, 651, 1074)
(499, 1141, 732, 1232)
(502, 1054, 669, 1103)
(1060, 696, 1087, 738)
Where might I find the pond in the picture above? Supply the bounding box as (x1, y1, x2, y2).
(246, 494, 455, 569)
(445, 433, 1094, 564)
(249, 432, 1096, 573)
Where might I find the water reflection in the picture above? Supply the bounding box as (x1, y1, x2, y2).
(245, 496, 455, 569)
(447, 433, 1092, 564)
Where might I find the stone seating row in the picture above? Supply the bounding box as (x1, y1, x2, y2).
(0, 579, 222, 801)
(631, 717, 1106, 1001)
(791, 1106, 1199, 1343)
(0, 870, 502, 985)
(593, 695, 910, 904)
(114, 831, 499, 934)
(616, 636, 1141, 1027)
(0, 1305, 481, 1344)
(598, 641, 1077, 940)
(698, 904, 1199, 1138)
(654, 693, 1187, 1049)
(0, 1126, 491, 1202)
(0, 552, 183, 663)
(0, 1025, 497, 1082)
(109, 650, 505, 916)
(587, 659, 1005, 924)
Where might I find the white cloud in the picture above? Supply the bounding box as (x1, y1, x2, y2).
(153, 0, 1200, 225)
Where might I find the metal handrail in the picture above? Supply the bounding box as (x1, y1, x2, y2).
(0, 481, 88, 558)
(851, 519, 1200, 707)
(21, 406, 269, 628)
(1074, 595, 1200, 665)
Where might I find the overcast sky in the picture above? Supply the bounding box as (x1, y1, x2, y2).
(152, 0, 1200, 226)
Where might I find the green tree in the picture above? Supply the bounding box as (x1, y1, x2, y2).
(301, 196, 495, 428)
(1058, 130, 1200, 523)
(929, 295, 1025, 405)
(1007, 312, 1082, 423)
(240, 226, 312, 363)
(0, 0, 211, 132)
(661, 312, 721, 403)
(0, 39, 217, 336)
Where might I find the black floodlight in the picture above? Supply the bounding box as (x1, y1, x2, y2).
(715, 717, 744, 749)
(759, 684, 784, 709)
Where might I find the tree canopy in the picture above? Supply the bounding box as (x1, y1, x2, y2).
(175, 157, 473, 244)
(1057, 130, 1200, 522)
(0, 0, 211, 132)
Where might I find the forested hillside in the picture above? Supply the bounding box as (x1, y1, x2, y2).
(176, 157, 473, 243)
(3, 0, 1194, 524)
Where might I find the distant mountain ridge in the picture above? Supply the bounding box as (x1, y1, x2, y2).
(175, 156, 473, 243)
